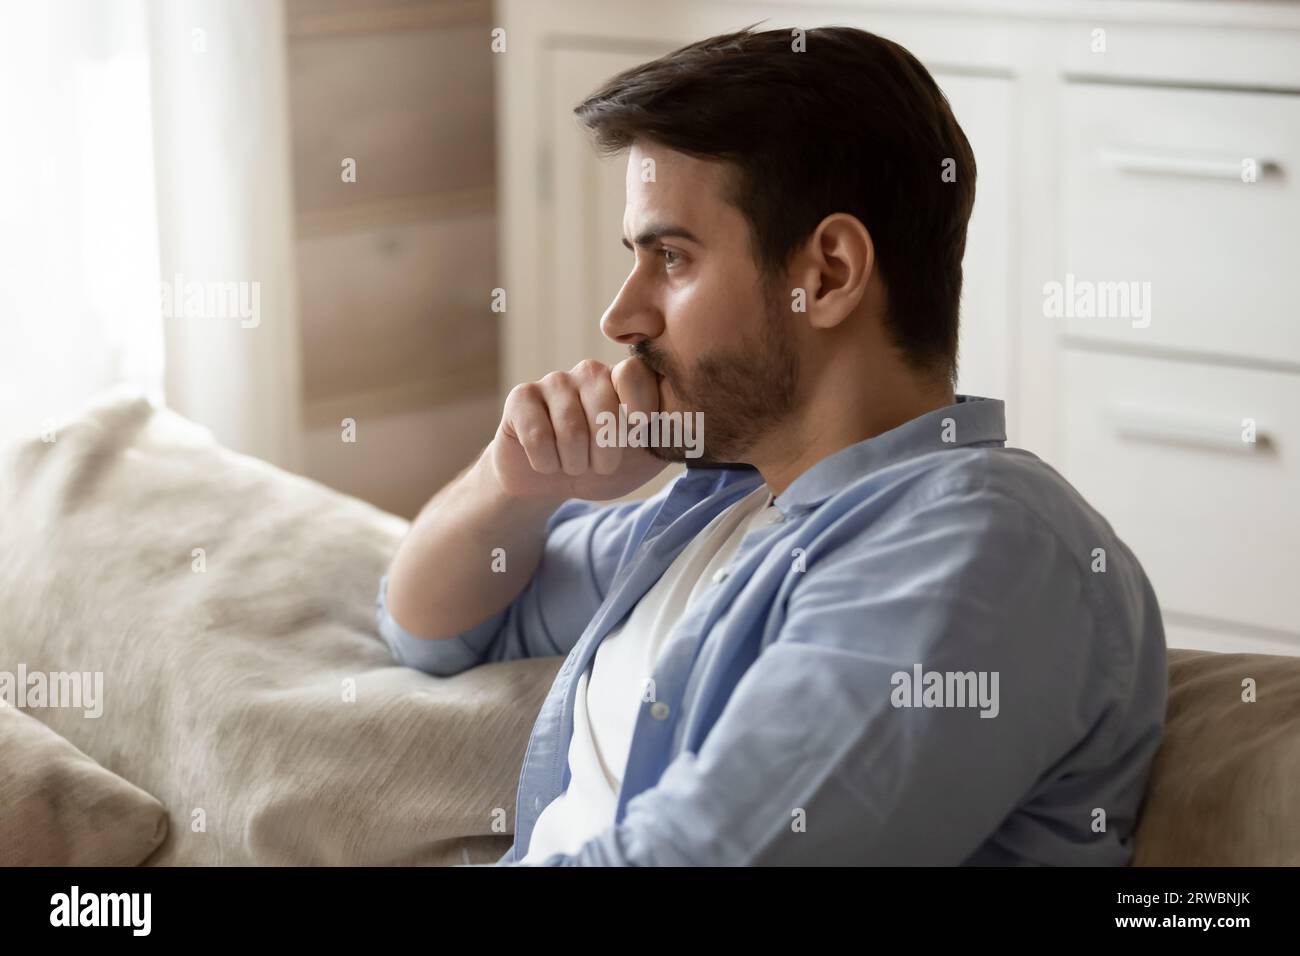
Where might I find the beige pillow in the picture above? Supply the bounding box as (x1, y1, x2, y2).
(1132, 648, 1300, 865)
(0, 390, 558, 865)
(0, 705, 168, 866)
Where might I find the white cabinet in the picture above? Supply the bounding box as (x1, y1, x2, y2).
(1059, 82, 1300, 366)
(1060, 348, 1298, 639)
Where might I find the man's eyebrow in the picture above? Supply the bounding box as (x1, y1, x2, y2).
(621, 224, 702, 250)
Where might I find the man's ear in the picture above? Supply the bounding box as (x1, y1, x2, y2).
(789, 213, 874, 331)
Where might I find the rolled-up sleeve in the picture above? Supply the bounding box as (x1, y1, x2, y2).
(375, 486, 672, 678)
(375, 573, 507, 677)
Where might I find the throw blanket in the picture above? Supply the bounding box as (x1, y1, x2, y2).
(0, 389, 560, 865)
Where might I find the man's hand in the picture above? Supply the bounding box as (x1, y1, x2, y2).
(490, 357, 668, 501)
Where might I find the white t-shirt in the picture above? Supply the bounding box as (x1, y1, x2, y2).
(521, 482, 779, 863)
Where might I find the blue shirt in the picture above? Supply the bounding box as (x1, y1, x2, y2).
(375, 395, 1167, 865)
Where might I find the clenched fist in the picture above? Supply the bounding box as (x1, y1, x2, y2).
(490, 357, 669, 500)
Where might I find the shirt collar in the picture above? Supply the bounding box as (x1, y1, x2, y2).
(684, 395, 1007, 515)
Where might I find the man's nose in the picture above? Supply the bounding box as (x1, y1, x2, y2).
(600, 270, 663, 346)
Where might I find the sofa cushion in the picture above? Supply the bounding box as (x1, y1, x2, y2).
(1132, 647, 1300, 865)
(0, 704, 168, 865)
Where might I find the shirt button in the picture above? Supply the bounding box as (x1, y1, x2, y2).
(650, 701, 670, 720)
(712, 567, 729, 584)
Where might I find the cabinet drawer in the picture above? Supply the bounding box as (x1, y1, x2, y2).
(1059, 82, 1300, 366)
(1059, 348, 1298, 636)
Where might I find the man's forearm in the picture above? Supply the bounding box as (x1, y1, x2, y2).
(384, 447, 564, 640)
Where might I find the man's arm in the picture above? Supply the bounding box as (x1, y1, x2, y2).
(383, 449, 566, 642)
(380, 357, 668, 669)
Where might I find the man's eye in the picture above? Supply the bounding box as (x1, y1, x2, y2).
(659, 247, 683, 268)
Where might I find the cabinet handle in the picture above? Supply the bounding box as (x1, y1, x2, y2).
(1108, 402, 1267, 453)
(1098, 148, 1277, 181)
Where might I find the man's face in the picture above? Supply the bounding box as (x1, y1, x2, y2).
(601, 141, 800, 464)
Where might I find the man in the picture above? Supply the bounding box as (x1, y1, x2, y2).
(378, 25, 1167, 865)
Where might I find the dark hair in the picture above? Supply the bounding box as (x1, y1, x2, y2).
(574, 25, 976, 382)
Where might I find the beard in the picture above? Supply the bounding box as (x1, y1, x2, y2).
(631, 283, 800, 464)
